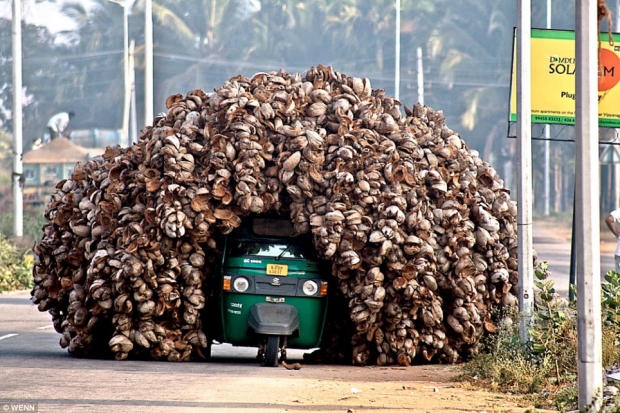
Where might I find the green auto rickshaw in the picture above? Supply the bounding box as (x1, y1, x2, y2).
(210, 216, 329, 367)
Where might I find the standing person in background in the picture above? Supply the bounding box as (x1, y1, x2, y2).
(46, 111, 75, 141)
(605, 208, 620, 273)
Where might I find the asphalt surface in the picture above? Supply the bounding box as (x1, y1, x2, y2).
(0, 291, 315, 413)
(532, 218, 615, 295)
(0, 220, 606, 412)
(2, 291, 500, 413)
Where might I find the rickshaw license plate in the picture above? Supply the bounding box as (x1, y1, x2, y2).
(266, 264, 288, 276)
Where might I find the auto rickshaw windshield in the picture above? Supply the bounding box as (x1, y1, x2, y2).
(228, 241, 311, 259)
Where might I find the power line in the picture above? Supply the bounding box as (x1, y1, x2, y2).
(23, 50, 123, 63)
(151, 52, 511, 89)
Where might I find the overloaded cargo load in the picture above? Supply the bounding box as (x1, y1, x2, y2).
(30, 65, 519, 365)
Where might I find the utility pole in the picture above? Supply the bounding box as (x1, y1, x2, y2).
(544, 0, 551, 216)
(12, 0, 23, 238)
(106, 0, 129, 145)
(394, 0, 400, 100)
(144, 0, 154, 127)
(516, 0, 533, 343)
(129, 40, 138, 146)
(615, 0, 620, 209)
(417, 47, 424, 105)
(121, 1, 129, 146)
(575, 0, 603, 409)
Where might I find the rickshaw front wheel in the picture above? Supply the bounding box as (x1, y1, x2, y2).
(263, 335, 280, 367)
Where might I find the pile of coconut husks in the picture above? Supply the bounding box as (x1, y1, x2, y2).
(31, 65, 518, 365)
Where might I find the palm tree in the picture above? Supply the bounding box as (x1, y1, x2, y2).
(426, 0, 581, 214)
(145, 0, 351, 110)
(0, 17, 71, 148)
(422, 0, 526, 204)
(60, 0, 126, 129)
(427, 0, 513, 142)
(144, 0, 257, 108)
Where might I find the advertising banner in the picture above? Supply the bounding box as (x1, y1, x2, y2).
(509, 28, 620, 127)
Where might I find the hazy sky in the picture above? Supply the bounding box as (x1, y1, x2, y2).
(1, 0, 89, 37)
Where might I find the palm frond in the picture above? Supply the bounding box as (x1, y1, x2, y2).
(152, 3, 196, 46)
(460, 87, 484, 130)
(439, 49, 471, 88)
(61, 1, 90, 26)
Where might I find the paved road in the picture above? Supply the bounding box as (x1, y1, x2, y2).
(0, 223, 601, 412)
(0, 292, 523, 413)
(0, 292, 313, 413)
(532, 219, 615, 295)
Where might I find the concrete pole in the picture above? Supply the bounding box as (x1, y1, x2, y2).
(615, 0, 620, 208)
(121, 2, 129, 146)
(544, 0, 551, 216)
(394, 0, 400, 101)
(417, 47, 424, 105)
(144, 0, 154, 126)
(517, 0, 533, 343)
(575, 0, 603, 409)
(108, 0, 129, 144)
(12, 0, 23, 238)
(129, 40, 138, 146)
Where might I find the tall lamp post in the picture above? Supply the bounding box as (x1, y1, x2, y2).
(544, 0, 551, 216)
(108, 0, 130, 146)
(145, 0, 153, 126)
(394, 0, 400, 100)
(12, 0, 23, 238)
(516, 0, 533, 343)
(516, 0, 603, 407)
(574, 0, 602, 408)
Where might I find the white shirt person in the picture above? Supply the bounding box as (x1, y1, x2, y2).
(47, 111, 75, 141)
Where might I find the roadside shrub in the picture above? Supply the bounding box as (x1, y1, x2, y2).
(459, 265, 620, 410)
(528, 262, 578, 385)
(461, 320, 550, 393)
(458, 263, 579, 410)
(602, 270, 620, 366)
(0, 205, 48, 246)
(0, 234, 33, 293)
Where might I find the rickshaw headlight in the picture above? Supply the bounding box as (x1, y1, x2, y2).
(233, 277, 250, 293)
(302, 280, 318, 296)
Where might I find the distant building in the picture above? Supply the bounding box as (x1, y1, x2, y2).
(22, 137, 105, 205)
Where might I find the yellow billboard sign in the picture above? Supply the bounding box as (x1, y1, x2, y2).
(509, 29, 620, 127)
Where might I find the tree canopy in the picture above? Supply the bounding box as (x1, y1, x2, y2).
(1, 0, 581, 159)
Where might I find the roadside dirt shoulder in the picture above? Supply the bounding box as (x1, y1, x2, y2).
(254, 364, 546, 413)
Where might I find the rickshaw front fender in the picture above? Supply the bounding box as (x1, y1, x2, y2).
(247, 303, 300, 336)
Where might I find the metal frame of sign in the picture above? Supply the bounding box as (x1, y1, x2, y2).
(509, 28, 620, 127)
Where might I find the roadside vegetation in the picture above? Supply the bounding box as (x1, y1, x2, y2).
(0, 234, 33, 293)
(0, 208, 44, 293)
(0, 205, 48, 247)
(457, 263, 620, 411)
(0, 129, 41, 294)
